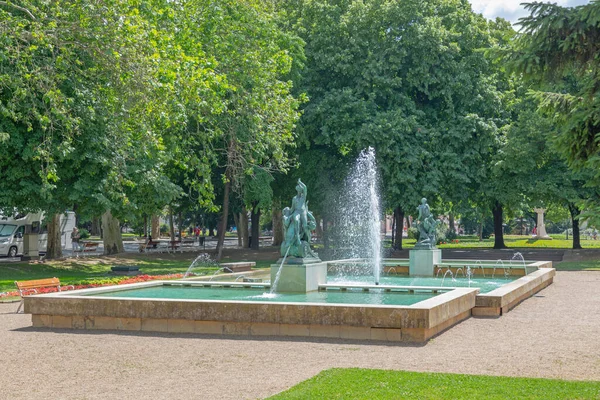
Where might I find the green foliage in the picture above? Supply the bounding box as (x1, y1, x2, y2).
(406, 227, 419, 240)
(78, 228, 90, 240)
(285, 0, 517, 222)
(508, 2, 600, 217)
(269, 368, 600, 399)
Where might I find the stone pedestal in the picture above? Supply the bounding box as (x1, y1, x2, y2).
(409, 249, 441, 276)
(533, 208, 552, 240)
(270, 259, 327, 293)
(22, 233, 39, 260)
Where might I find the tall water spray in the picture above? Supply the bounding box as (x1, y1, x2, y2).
(337, 147, 382, 284)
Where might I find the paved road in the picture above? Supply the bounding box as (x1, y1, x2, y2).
(1, 271, 599, 399)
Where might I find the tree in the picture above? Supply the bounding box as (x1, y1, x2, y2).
(510, 2, 600, 215)
(0, 0, 186, 257)
(284, 0, 515, 249)
(185, 0, 303, 260)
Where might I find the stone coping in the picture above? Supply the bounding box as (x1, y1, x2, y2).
(24, 282, 478, 342)
(473, 266, 555, 316)
(327, 258, 543, 267)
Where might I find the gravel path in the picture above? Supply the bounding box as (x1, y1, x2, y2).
(1, 271, 599, 399)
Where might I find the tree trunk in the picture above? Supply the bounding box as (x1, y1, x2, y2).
(322, 216, 329, 250)
(478, 219, 483, 241)
(169, 208, 175, 242)
(233, 212, 242, 247)
(449, 213, 455, 234)
(102, 210, 124, 255)
(90, 217, 101, 236)
(391, 212, 396, 247)
(46, 213, 62, 259)
(393, 206, 404, 250)
(405, 216, 411, 229)
(250, 203, 261, 250)
(568, 202, 582, 249)
(492, 201, 506, 249)
(143, 215, 148, 237)
(177, 212, 183, 240)
(315, 216, 323, 243)
(240, 206, 249, 248)
(272, 199, 283, 247)
(151, 215, 160, 238)
(216, 179, 231, 260)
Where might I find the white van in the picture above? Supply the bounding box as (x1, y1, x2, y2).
(0, 212, 76, 257)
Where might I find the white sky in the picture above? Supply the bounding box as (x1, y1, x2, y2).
(469, 0, 591, 25)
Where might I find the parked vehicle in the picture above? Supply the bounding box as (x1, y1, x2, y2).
(0, 212, 76, 257)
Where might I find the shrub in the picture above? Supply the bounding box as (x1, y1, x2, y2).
(407, 227, 419, 240)
(78, 228, 90, 239)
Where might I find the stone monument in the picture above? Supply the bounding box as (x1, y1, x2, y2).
(271, 179, 326, 292)
(409, 198, 441, 276)
(533, 208, 552, 240)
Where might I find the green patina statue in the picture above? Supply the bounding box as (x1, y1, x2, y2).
(281, 179, 318, 258)
(415, 198, 440, 250)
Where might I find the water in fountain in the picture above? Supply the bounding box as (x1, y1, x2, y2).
(270, 246, 291, 294)
(511, 252, 527, 275)
(335, 147, 382, 284)
(476, 260, 485, 278)
(466, 266, 473, 287)
(441, 269, 454, 287)
(183, 253, 218, 278)
(492, 259, 504, 279)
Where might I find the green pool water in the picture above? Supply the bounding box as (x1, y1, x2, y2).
(327, 275, 515, 293)
(86, 285, 437, 306)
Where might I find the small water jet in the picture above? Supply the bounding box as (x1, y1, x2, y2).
(183, 253, 218, 278)
(441, 270, 454, 287)
(511, 252, 527, 275)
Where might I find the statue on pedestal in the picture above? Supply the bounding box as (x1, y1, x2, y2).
(281, 179, 318, 259)
(415, 198, 440, 249)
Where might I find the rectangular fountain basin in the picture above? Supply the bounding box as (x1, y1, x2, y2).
(23, 282, 477, 343)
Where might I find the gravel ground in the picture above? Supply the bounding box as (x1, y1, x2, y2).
(1, 271, 599, 400)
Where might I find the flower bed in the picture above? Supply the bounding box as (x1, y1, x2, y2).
(0, 273, 187, 298)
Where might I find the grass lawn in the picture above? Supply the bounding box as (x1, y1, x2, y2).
(394, 235, 600, 249)
(0, 254, 273, 295)
(554, 260, 600, 271)
(269, 369, 600, 400)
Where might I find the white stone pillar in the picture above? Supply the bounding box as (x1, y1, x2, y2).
(533, 208, 552, 240)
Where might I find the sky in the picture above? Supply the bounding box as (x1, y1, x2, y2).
(469, 0, 591, 25)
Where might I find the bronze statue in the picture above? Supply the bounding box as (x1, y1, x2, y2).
(281, 179, 318, 258)
(415, 198, 440, 249)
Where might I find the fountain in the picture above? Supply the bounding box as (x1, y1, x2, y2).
(22, 151, 557, 342)
(334, 147, 382, 283)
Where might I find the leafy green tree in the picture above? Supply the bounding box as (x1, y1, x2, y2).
(0, 0, 185, 256)
(284, 0, 515, 249)
(509, 2, 600, 216)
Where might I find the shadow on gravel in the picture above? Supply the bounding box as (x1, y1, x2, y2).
(11, 325, 429, 348)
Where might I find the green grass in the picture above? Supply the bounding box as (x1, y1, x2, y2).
(0, 255, 273, 294)
(554, 260, 600, 271)
(269, 369, 600, 400)
(391, 235, 600, 249)
(0, 258, 193, 293)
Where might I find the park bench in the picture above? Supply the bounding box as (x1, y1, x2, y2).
(220, 262, 256, 273)
(14, 277, 73, 313)
(139, 240, 165, 253)
(73, 242, 100, 257)
(168, 240, 182, 253)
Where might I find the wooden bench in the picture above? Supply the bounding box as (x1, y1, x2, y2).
(14, 277, 73, 313)
(219, 262, 256, 273)
(73, 242, 100, 257)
